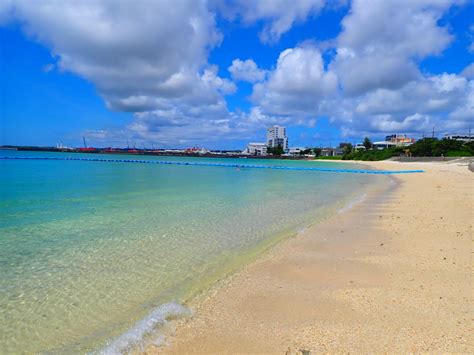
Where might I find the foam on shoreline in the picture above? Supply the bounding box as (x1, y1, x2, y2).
(101, 303, 191, 354)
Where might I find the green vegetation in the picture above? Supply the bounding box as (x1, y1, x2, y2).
(337, 138, 473, 161)
(315, 155, 343, 160)
(267, 145, 285, 156)
(342, 147, 401, 161)
(343, 143, 353, 155)
(408, 138, 474, 157)
(363, 137, 372, 150)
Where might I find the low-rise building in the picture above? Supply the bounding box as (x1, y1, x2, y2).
(371, 134, 415, 150)
(287, 147, 307, 156)
(243, 143, 268, 156)
(320, 147, 345, 156)
(373, 141, 398, 150)
(385, 134, 415, 146)
(185, 147, 209, 154)
(444, 134, 473, 142)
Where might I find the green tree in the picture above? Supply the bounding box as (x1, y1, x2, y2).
(342, 143, 353, 159)
(267, 145, 284, 156)
(407, 138, 473, 157)
(409, 138, 437, 156)
(343, 143, 353, 155)
(313, 148, 322, 157)
(363, 137, 372, 150)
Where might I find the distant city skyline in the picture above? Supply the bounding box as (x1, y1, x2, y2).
(1, 1, 473, 149)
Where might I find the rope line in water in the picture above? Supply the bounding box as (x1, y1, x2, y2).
(0, 156, 424, 174)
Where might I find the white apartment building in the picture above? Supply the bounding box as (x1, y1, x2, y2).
(244, 143, 268, 156)
(267, 125, 288, 150)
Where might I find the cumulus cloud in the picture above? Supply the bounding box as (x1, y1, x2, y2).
(228, 59, 266, 82)
(333, 49, 420, 96)
(1, 0, 471, 146)
(461, 63, 474, 80)
(447, 80, 474, 129)
(469, 25, 474, 52)
(333, 0, 455, 95)
(213, 0, 330, 43)
(327, 73, 471, 137)
(327, 0, 472, 137)
(247, 0, 471, 138)
(1, 0, 229, 113)
(86, 104, 274, 148)
(0, 0, 248, 145)
(252, 46, 337, 117)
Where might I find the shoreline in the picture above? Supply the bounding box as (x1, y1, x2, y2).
(151, 159, 472, 353)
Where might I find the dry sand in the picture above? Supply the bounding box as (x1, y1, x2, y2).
(150, 159, 473, 353)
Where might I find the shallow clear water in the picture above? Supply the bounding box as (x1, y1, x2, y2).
(0, 150, 380, 353)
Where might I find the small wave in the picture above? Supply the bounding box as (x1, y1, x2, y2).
(101, 302, 191, 354)
(338, 193, 367, 214)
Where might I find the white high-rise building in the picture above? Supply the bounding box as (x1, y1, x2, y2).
(267, 125, 288, 150)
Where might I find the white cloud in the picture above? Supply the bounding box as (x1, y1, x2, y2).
(252, 46, 337, 117)
(86, 105, 273, 148)
(213, 0, 330, 43)
(246, 0, 472, 139)
(1, 0, 471, 146)
(469, 25, 474, 53)
(2, 0, 228, 113)
(447, 80, 474, 129)
(333, 50, 420, 96)
(228, 59, 265, 82)
(328, 73, 472, 137)
(461, 63, 474, 80)
(1, 0, 246, 145)
(333, 0, 456, 95)
(41, 63, 55, 73)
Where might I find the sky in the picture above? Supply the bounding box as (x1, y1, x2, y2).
(0, 0, 473, 149)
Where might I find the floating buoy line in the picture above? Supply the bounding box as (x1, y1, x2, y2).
(0, 156, 424, 174)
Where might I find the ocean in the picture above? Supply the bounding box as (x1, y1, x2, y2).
(0, 150, 385, 353)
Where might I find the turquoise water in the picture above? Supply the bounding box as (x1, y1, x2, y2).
(0, 150, 380, 353)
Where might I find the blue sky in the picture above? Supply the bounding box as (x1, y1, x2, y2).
(1, 0, 473, 149)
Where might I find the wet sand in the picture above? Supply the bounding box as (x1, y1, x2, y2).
(151, 160, 473, 353)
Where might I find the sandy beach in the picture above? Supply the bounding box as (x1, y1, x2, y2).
(149, 159, 473, 354)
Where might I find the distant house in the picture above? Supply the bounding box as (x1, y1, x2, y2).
(243, 143, 267, 156)
(185, 147, 209, 154)
(372, 141, 398, 150)
(385, 134, 415, 146)
(287, 147, 307, 156)
(321, 147, 344, 156)
(372, 134, 415, 150)
(444, 134, 473, 142)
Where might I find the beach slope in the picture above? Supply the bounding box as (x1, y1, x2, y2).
(154, 160, 472, 353)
